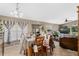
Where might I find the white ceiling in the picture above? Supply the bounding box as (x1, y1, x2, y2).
(0, 3, 78, 24)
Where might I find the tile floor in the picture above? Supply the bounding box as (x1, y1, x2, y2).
(0, 41, 78, 56)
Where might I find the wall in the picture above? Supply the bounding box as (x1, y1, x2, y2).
(0, 15, 59, 42)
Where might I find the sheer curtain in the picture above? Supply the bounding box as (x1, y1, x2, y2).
(10, 23, 21, 42)
(3, 25, 8, 42)
(4, 22, 28, 42)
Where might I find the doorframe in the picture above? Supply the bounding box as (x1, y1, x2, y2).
(77, 6, 79, 56)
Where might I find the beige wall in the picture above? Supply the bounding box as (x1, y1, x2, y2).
(27, 20, 59, 33)
(0, 15, 59, 34)
(1, 15, 77, 34)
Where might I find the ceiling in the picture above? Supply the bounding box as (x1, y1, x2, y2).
(0, 3, 78, 24)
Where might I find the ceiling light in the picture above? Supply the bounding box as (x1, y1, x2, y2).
(10, 3, 23, 18)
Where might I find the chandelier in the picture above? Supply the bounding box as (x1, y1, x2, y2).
(10, 3, 23, 18)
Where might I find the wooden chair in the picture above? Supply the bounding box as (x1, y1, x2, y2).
(33, 36, 47, 56)
(49, 35, 54, 55)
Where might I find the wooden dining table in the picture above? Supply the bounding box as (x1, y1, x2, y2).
(24, 35, 54, 56)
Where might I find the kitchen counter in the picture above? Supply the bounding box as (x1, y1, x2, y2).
(59, 37, 78, 51)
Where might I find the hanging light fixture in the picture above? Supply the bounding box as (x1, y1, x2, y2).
(10, 3, 23, 18)
(65, 18, 68, 22)
(65, 18, 73, 23)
